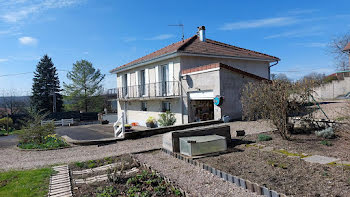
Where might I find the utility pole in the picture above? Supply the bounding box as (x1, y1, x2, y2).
(53, 92, 57, 113)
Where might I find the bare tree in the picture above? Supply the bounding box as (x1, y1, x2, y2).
(328, 32, 350, 71)
(241, 79, 316, 140)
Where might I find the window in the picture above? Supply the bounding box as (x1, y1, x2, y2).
(162, 101, 171, 112)
(141, 102, 147, 111)
(122, 74, 128, 96)
(140, 70, 146, 96)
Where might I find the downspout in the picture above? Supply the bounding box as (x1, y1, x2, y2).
(269, 61, 279, 80)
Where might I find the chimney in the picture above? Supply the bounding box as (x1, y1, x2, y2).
(198, 26, 206, 42)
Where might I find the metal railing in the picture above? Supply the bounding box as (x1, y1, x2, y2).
(112, 81, 180, 99)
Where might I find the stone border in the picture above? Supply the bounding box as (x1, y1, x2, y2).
(15, 145, 71, 152)
(48, 165, 73, 197)
(161, 148, 287, 197)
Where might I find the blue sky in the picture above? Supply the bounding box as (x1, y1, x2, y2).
(0, 0, 349, 95)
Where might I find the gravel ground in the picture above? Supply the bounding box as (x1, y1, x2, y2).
(134, 151, 260, 197)
(227, 120, 275, 137)
(311, 100, 348, 120)
(0, 135, 161, 171)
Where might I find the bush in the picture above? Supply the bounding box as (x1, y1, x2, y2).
(19, 123, 55, 144)
(0, 117, 13, 131)
(315, 127, 335, 139)
(158, 111, 176, 127)
(258, 134, 272, 141)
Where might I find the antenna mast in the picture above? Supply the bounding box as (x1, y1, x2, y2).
(168, 24, 184, 41)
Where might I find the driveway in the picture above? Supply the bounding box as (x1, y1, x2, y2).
(0, 135, 19, 149)
(56, 124, 115, 140)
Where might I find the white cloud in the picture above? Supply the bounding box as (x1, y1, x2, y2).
(295, 42, 327, 48)
(0, 0, 82, 23)
(264, 27, 323, 39)
(145, 34, 175, 40)
(0, 58, 8, 63)
(18, 36, 38, 45)
(220, 17, 298, 30)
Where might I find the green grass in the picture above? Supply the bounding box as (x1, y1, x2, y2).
(0, 168, 53, 197)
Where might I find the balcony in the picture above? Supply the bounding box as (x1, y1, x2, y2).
(109, 81, 181, 100)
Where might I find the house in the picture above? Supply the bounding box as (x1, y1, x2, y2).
(110, 26, 280, 126)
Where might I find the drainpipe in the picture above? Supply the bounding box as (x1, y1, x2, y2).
(269, 61, 279, 80)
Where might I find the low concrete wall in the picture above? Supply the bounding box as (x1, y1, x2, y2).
(313, 77, 350, 99)
(162, 124, 231, 153)
(124, 120, 223, 139)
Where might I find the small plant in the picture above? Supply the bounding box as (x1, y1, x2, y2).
(258, 134, 272, 141)
(158, 111, 176, 127)
(146, 116, 156, 128)
(96, 186, 118, 197)
(75, 162, 84, 168)
(315, 127, 335, 139)
(321, 140, 333, 146)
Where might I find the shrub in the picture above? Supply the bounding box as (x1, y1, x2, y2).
(158, 111, 176, 127)
(0, 117, 13, 131)
(258, 134, 272, 141)
(19, 122, 55, 144)
(315, 127, 335, 139)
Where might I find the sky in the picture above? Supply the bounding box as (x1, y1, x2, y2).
(0, 0, 349, 96)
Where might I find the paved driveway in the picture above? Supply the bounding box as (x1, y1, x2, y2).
(0, 135, 18, 149)
(56, 124, 115, 140)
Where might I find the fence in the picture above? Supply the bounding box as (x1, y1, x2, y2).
(41, 118, 74, 126)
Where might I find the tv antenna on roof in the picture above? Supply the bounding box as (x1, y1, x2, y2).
(168, 23, 184, 41)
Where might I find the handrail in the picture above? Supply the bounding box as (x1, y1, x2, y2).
(115, 81, 180, 99)
(113, 112, 125, 138)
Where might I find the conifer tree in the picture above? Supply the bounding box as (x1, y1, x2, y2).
(31, 55, 63, 113)
(64, 60, 105, 112)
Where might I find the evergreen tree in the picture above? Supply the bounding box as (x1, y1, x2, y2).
(31, 55, 63, 113)
(63, 60, 105, 112)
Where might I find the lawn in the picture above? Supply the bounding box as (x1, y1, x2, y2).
(0, 168, 53, 197)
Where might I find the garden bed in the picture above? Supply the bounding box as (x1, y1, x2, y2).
(198, 141, 350, 196)
(18, 134, 70, 150)
(244, 130, 350, 161)
(70, 154, 184, 197)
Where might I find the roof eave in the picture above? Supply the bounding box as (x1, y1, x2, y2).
(110, 51, 279, 74)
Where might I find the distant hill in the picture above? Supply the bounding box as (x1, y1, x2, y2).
(0, 96, 31, 106)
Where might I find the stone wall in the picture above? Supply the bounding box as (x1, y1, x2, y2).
(313, 77, 350, 100)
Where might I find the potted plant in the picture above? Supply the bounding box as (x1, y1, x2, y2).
(146, 116, 156, 128)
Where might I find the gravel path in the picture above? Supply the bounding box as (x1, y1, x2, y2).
(0, 135, 161, 171)
(134, 151, 260, 197)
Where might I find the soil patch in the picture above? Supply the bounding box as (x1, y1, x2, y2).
(198, 145, 350, 197)
(244, 130, 350, 161)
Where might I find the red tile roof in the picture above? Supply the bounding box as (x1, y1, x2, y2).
(110, 35, 280, 73)
(344, 42, 350, 51)
(181, 62, 268, 81)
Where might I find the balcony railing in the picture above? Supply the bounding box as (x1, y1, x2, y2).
(111, 81, 180, 99)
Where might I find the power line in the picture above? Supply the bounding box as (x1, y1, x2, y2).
(0, 69, 69, 78)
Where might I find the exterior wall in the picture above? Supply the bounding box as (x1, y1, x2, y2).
(313, 77, 350, 100)
(117, 98, 182, 126)
(116, 57, 181, 89)
(180, 56, 270, 79)
(181, 69, 221, 122)
(219, 69, 259, 119)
